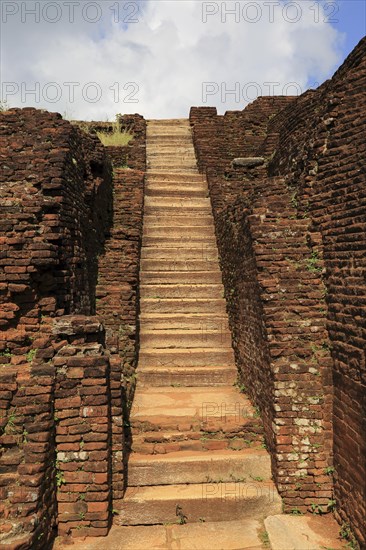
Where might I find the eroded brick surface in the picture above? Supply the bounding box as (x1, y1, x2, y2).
(190, 37, 366, 545)
(0, 109, 145, 545)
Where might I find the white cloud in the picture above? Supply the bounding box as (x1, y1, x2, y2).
(1, 0, 344, 120)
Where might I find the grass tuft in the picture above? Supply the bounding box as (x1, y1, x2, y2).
(97, 122, 134, 146)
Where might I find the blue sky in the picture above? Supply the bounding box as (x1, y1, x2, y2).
(333, 0, 365, 56)
(1, 1, 365, 118)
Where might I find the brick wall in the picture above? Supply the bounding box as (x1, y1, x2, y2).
(270, 37, 366, 546)
(53, 316, 112, 539)
(190, 100, 334, 513)
(0, 107, 114, 547)
(191, 37, 366, 546)
(94, 114, 146, 509)
(95, 167, 145, 507)
(0, 108, 146, 545)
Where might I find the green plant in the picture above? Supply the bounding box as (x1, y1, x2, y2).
(291, 508, 302, 515)
(229, 473, 246, 482)
(0, 348, 12, 358)
(175, 504, 187, 525)
(250, 475, 263, 482)
(305, 251, 322, 273)
(97, 120, 134, 147)
(4, 408, 17, 434)
(310, 502, 324, 515)
(26, 349, 38, 362)
(327, 499, 336, 512)
(340, 523, 359, 550)
(290, 191, 298, 208)
(324, 466, 335, 475)
(55, 461, 66, 488)
(234, 381, 247, 393)
(56, 470, 66, 488)
(259, 529, 270, 547)
(21, 429, 28, 444)
(321, 286, 328, 299)
(254, 406, 261, 418)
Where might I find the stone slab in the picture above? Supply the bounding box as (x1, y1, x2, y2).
(265, 514, 346, 550)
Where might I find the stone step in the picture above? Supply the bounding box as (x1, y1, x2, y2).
(143, 215, 213, 227)
(145, 179, 208, 196)
(143, 226, 214, 237)
(147, 121, 190, 127)
(145, 187, 208, 198)
(140, 259, 220, 271)
(264, 514, 347, 550)
(146, 147, 196, 154)
(131, 428, 264, 455)
(146, 131, 192, 138)
(146, 136, 192, 142)
(145, 196, 210, 206)
(148, 157, 196, 164)
(147, 158, 197, 166)
(148, 168, 198, 174)
(140, 329, 232, 348)
(142, 235, 217, 247)
(148, 119, 190, 125)
(147, 166, 198, 172)
(137, 365, 237, 387)
(115, 481, 282, 525)
(146, 126, 191, 132)
(138, 347, 234, 369)
(141, 247, 218, 260)
(147, 149, 196, 156)
(146, 136, 193, 144)
(140, 298, 226, 314)
(145, 183, 208, 194)
(130, 386, 253, 435)
(128, 449, 272, 486)
(147, 125, 191, 132)
(144, 205, 212, 216)
(139, 313, 228, 330)
(60, 520, 266, 550)
(140, 284, 224, 299)
(146, 133, 192, 138)
(140, 272, 222, 284)
(146, 171, 205, 182)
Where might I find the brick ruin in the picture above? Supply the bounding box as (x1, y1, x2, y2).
(0, 37, 365, 548)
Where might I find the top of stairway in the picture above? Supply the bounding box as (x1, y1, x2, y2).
(147, 119, 189, 124)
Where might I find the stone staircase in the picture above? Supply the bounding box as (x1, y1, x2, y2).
(114, 119, 282, 543)
(52, 122, 347, 549)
